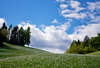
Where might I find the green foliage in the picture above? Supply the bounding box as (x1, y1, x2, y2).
(0, 22, 31, 47)
(88, 51, 100, 56)
(1, 22, 7, 29)
(24, 27, 31, 45)
(17, 27, 26, 46)
(10, 26, 19, 44)
(0, 22, 8, 46)
(77, 39, 80, 45)
(9, 26, 31, 46)
(66, 34, 100, 54)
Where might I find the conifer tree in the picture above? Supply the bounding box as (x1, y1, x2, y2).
(24, 27, 31, 45)
(10, 26, 19, 44)
(0, 22, 8, 46)
(18, 27, 25, 46)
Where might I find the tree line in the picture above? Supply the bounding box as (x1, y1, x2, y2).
(0, 22, 31, 46)
(66, 34, 100, 54)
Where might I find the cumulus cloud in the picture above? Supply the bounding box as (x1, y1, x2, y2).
(90, 16, 100, 23)
(60, 9, 71, 15)
(52, 19, 59, 24)
(69, 0, 84, 12)
(18, 21, 100, 53)
(87, 1, 100, 12)
(18, 22, 71, 53)
(59, 0, 85, 19)
(69, 23, 100, 41)
(0, 18, 5, 28)
(41, 48, 65, 53)
(60, 4, 68, 9)
(63, 13, 86, 19)
(58, 0, 100, 23)
(56, 0, 65, 2)
(24, 0, 100, 53)
(86, 1, 100, 23)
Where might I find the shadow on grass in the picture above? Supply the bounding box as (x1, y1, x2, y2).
(0, 43, 17, 50)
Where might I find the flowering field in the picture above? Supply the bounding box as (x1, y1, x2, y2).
(0, 43, 100, 68)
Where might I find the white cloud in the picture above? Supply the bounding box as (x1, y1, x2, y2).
(52, 19, 59, 24)
(61, 9, 71, 15)
(59, 0, 85, 19)
(90, 16, 100, 23)
(19, 22, 100, 53)
(58, 0, 100, 21)
(87, 1, 100, 12)
(18, 22, 71, 53)
(63, 13, 86, 19)
(69, 23, 100, 41)
(56, 23, 70, 31)
(41, 48, 65, 53)
(56, 0, 65, 2)
(86, 1, 100, 23)
(69, 0, 84, 12)
(60, 4, 68, 9)
(0, 18, 5, 28)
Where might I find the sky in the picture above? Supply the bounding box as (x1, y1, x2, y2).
(0, 0, 100, 53)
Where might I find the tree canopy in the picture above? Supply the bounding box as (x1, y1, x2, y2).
(0, 22, 8, 46)
(0, 22, 31, 47)
(66, 34, 100, 54)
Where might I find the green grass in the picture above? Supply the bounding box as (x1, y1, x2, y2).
(88, 51, 100, 56)
(0, 43, 50, 59)
(0, 43, 100, 68)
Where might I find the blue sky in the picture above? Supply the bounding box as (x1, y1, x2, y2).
(0, 0, 62, 27)
(0, 0, 100, 53)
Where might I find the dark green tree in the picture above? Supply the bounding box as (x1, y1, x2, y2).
(2, 22, 7, 29)
(77, 39, 80, 45)
(17, 27, 25, 46)
(0, 22, 8, 46)
(10, 26, 19, 44)
(24, 27, 31, 45)
(10, 26, 31, 46)
(83, 35, 90, 47)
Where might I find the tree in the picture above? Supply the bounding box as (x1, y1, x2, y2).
(0, 22, 8, 46)
(0, 29, 4, 46)
(83, 35, 90, 47)
(90, 33, 100, 50)
(84, 35, 90, 43)
(24, 27, 31, 45)
(2, 22, 7, 29)
(10, 26, 19, 44)
(17, 27, 25, 46)
(9, 26, 31, 46)
(8, 24, 12, 41)
(70, 40, 77, 48)
(77, 39, 80, 45)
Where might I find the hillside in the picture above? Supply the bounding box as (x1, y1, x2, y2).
(88, 51, 100, 56)
(0, 43, 51, 59)
(0, 43, 100, 68)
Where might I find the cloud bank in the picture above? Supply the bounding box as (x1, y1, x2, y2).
(18, 21, 100, 53)
(0, 18, 5, 28)
(18, 22, 71, 53)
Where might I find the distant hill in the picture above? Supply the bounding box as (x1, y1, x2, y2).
(66, 33, 100, 54)
(0, 43, 100, 68)
(88, 51, 100, 56)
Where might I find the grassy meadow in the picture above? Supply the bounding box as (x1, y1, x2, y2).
(0, 43, 100, 68)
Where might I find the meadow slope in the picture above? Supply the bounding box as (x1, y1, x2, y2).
(0, 43, 100, 68)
